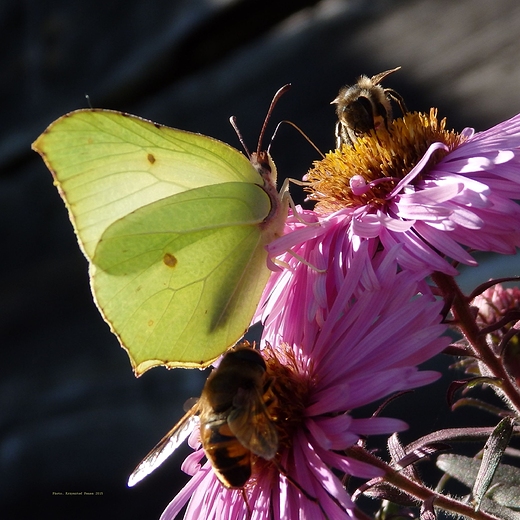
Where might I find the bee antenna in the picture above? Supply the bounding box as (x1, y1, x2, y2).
(270, 120, 325, 159)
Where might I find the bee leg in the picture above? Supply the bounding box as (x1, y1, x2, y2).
(241, 488, 252, 519)
(335, 120, 354, 149)
(273, 459, 347, 517)
(385, 88, 408, 116)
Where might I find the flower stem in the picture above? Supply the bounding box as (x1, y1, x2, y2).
(431, 271, 520, 414)
(347, 446, 501, 520)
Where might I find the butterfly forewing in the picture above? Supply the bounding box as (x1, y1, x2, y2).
(33, 110, 263, 260)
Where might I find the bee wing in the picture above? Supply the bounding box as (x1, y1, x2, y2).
(128, 403, 200, 487)
(227, 389, 278, 461)
(370, 66, 401, 85)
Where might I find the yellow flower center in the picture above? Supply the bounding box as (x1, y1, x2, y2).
(305, 109, 466, 214)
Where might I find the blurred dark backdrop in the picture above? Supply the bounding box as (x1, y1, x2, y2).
(2, 0, 520, 518)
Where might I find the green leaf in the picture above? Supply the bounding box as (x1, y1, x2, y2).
(473, 417, 514, 511)
(32, 109, 287, 374)
(437, 453, 520, 513)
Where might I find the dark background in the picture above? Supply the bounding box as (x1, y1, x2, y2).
(3, 0, 520, 518)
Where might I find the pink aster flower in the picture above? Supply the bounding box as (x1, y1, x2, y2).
(304, 109, 520, 275)
(471, 282, 520, 385)
(258, 211, 434, 349)
(473, 283, 520, 328)
(160, 254, 449, 520)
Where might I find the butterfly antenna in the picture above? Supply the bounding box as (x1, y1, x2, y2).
(269, 120, 325, 159)
(229, 115, 251, 158)
(229, 84, 291, 158)
(257, 84, 291, 155)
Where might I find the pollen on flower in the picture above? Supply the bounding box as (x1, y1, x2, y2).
(242, 344, 310, 489)
(263, 343, 310, 451)
(305, 109, 467, 214)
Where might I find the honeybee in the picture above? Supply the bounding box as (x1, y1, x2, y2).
(332, 66, 407, 148)
(127, 342, 278, 489)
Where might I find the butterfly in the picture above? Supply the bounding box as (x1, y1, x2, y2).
(32, 87, 289, 374)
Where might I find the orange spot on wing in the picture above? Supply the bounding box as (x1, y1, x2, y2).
(163, 253, 177, 268)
